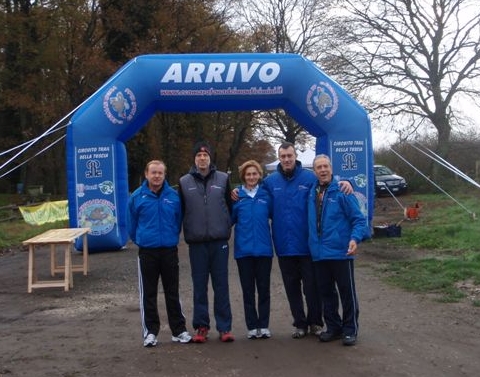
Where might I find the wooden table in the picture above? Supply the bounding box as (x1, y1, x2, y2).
(23, 228, 91, 292)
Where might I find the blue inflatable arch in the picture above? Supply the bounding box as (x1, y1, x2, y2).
(67, 53, 373, 251)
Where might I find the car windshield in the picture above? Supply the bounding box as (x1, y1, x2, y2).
(375, 166, 394, 176)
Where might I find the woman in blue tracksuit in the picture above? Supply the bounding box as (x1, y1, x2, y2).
(232, 160, 274, 340)
(307, 154, 369, 346)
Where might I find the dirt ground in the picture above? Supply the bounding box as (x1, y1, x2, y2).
(1, 196, 479, 377)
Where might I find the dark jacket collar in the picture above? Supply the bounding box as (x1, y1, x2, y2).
(277, 160, 302, 179)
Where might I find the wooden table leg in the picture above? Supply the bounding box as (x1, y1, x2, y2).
(28, 245, 34, 293)
(64, 244, 72, 291)
(69, 245, 73, 289)
(50, 243, 56, 277)
(82, 233, 89, 275)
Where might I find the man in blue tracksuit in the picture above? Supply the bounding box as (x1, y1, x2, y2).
(307, 154, 369, 346)
(128, 160, 191, 347)
(262, 142, 324, 338)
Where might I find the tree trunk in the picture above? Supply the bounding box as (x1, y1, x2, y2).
(431, 115, 451, 182)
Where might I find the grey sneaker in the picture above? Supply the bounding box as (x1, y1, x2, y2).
(143, 333, 158, 347)
(310, 325, 323, 336)
(292, 328, 307, 339)
(247, 329, 259, 339)
(259, 328, 271, 339)
(172, 331, 192, 343)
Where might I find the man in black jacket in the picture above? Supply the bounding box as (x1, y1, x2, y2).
(178, 141, 235, 343)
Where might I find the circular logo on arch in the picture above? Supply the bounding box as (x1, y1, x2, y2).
(353, 191, 368, 217)
(306, 81, 338, 120)
(103, 86, 137, 124)
(78, 199, 116, 235)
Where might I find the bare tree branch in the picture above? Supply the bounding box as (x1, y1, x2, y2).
(234, 0, 337, 146)
(328, 0, 480, 164)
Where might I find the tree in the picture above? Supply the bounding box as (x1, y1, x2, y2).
(0, 1, 116, 194)
(99, 0, 160, 62)
(234, 0, 336, 147)
(328, 0, 480, 178)
(0, 0, 43, 191)
(0, 0, 246, 193)
(118, 0, 251, 187)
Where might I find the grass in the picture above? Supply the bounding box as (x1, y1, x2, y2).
(381, 252, 480, 304)
(1, 192, 480, 305)
(392, 193, 480, 251)
(372, 192, 480, 305)
(0, 194, 68, 249)
(0, 219, 69, 250)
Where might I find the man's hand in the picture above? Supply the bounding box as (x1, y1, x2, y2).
(231, 187, 239, 201)
(346, 240, 358, 256)
(339, 180, 353, 194)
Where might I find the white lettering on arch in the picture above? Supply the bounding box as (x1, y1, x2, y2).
(160, 61, 281, 84)
(225, 63, 237, 82)
(259, 62, 280, 83)
(160, 63, 182, 83)
(205, 63, 226, 82)
(185, 63, 205, 83)
(239, 62, 260, 82)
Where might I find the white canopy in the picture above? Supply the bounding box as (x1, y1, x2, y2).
(265, 149, 316, 171)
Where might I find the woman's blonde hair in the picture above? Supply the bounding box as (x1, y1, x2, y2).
(238, 160, 263, 183)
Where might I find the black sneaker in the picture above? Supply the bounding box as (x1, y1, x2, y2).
(318, 331, 342, 342)
(342, 334, 357, 346)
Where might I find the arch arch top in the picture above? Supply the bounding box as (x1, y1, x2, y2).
(67, 53, 373, 251)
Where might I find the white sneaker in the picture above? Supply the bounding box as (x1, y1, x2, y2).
(259, 328, 271, 339)
(143, 333, 158, 347)
(247, 329, 259, 339)
(171, 331, 192, 343)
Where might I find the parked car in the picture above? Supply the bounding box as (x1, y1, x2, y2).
(374, 164, 407, 196)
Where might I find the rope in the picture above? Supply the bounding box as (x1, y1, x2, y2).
(0, 57, 137, 176)
(0, 125, 67, 157)
(409, 143, 480, 189)
(383, 183, 405, 210)
(0, 113, 73, 174)
(389, 147, 476, 219)
(0, 135, 66, 179)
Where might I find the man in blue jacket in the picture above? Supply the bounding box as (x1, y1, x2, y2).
(128, 160, 192, 347)
(262, 142, 324, 338)
(307, 154, 369, 346)
(263, 142, 353, 339)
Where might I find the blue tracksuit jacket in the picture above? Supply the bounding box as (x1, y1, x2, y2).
(307, 179, 368, 261)
(127, 180, 181, 248)
(231, 185, 273, 259)
(263, 161, 317, 257)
